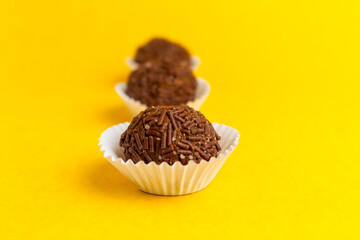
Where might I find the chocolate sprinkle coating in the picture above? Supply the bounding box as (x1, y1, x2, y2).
(126, 60, 197, 106)
(120, 105, 221, 165)
(134, 38, 191, 68)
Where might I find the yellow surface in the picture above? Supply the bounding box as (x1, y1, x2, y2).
(1, 0, 359, 239)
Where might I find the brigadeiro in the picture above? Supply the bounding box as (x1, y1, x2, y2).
(120, 105, 221, 165)
(134, 38, 191, 68)
(125, 60, 197, 106)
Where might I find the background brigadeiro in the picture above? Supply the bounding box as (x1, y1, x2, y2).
(115, 38, 210, 116)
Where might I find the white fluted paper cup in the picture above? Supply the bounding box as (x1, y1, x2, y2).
(125, 56, 201, 71)
(99, 122, 240, 196)
(115, 78, 210, 117)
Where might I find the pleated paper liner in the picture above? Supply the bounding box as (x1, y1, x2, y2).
(125, 56, 201, 71)
(115, 78, 210, 117)
(99, 122, 240, 196)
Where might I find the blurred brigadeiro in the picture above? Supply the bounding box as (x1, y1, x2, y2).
(134, 38, 191, 68)
(126, 60, 197, 106)
(120, 105, 221, 165)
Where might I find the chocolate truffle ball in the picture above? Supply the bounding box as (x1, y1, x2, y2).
(134, 38, 191, 68)
(120, 105, 222, 165)
(126, 60, 197, 106)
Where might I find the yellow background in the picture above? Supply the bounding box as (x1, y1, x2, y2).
(1, 0, 359, 239)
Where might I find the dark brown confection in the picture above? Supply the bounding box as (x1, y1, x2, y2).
(119, 105, 222, 165)
(134, 38, 191, 68)
(126, 60, 197, 106)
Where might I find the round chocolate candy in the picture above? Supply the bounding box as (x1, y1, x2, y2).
(119, 105, 221, 165)
(126, 60, 197, 106)
(134, 38, 191, 68)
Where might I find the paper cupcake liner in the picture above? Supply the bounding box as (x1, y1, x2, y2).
(125, 56, 201, 71)
(115, 78, 210, 117)
(99, 122, 240, 195)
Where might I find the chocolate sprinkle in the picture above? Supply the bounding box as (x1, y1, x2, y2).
(143, 150, 152, 163)
(149, 136, 154, 153)
(161, 147, 174, 155)
(167, 123, 172, 146)
(158, 110, 167, 125)
(148, 120, 157, 126)
(205, 140, 216, 149)
(143, 116, 157, 123)
(129, 147, 141, 163)
(143, 137, 149, 150)
(163, 151, 177, 159)
(131, 116, 142, 129)
(161, 132, 167, 149)
(194, 152, 201, 161)
(177, 120, 182, 129)
(183, 119, 192, 128)
(155, 138, 161, 155)
(174, 115, 185, 123)
(186, 122, 196, 130)
(191, 128, 205, 134)
(180, 128, 191, 135)
(134, 132, 143, 150)
(173, 109, 185, 115)
(180, 139, 195, 150)
(215, 142, 222, 151)
(176, 141, 190, 150)
(167, 111, 178, 130)
(178, 149, 193, 155)
(194, 146, 211, 160)
(124, 130, 130, 143)
(146, 129, 161, 137)
(179, 111, 188, 118)
(205, 122, 210, 135)
(187, 136, 204, 141)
